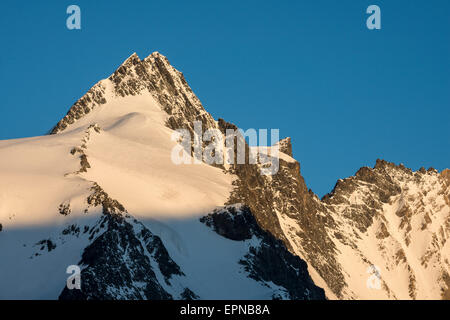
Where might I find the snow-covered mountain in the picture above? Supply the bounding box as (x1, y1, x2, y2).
(0, 52, 448, 300)
(0, 52, 324, 300)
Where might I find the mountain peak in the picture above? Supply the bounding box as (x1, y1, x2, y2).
(119, 51, 169, 68)
(146, 51, 165, 59)
(275, 137, 292, 157)
(50, 51, 216, 135)
(374, 158, 410, 172)
(120, 52, 141, 66)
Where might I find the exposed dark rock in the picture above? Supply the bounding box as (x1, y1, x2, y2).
(277, 137, 293, 157)
(86, 183, 126, 216)
(441, 271, 450, 300)
(201, 206, 326, 300)
(180, 288, 199, 300)
(78, 154, 91, 173)
(62, 224, 80, 236)
(87, 123, 101, 133)
(58, 182, 194, 300)
(139, 227, 184, 284)
(59, 214, 173, 300)
(70, 147, 82, 155)
(376, 222, 390, 239)
(58, 203, 71, 216)
(35, 239, 56, 252)
(200, 206, 259, 241)
(218, 118, 344, 297)
(50, 83, 107, 134)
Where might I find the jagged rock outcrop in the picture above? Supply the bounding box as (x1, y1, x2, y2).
(58, 182, 193, 300)
(59, 214, 177, 300)
(275, 137, 293, 157)
(50, 52, 217, 137)
(269, 158, 450, 299)
(226, 146, 449, 299)
(216, 118, 346, 297)
(50, 82, 107, 134)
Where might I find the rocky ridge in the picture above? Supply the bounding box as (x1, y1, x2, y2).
(47, 52, 449, 299)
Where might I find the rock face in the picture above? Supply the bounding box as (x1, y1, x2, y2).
(322, 160, 449, 299)
(275, 137, 293, 157)
(59, 214, 175, 300)
(268, 159, 450, 299)
(215, 118, 345, 297)
(50, 52, 217, 137)
(200, 205, 326, 300)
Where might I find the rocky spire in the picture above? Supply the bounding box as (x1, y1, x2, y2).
(275, 137, 293, 157)
(50, 52, 217, 135)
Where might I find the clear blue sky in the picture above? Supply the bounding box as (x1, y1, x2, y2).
(0, 0, 449, 197)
